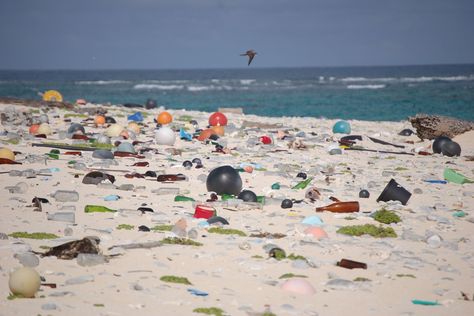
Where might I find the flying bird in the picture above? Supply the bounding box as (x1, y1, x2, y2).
(241, 50, 257, 66)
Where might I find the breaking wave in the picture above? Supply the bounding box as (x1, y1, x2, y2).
(133, 84, 184, 90)
(76, 80, 130, 85)
(347, 84, 386, 90)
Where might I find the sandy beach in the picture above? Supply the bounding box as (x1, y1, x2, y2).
(1, 101, 474, 316)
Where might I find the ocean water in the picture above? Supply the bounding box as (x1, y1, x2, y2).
(1, 64, 473, 121)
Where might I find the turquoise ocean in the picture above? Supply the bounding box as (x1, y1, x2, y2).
(1, 64, 473, 121)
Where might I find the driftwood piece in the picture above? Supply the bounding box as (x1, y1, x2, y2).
(0, 97, 74, 110)
(409, 114, 474, 140)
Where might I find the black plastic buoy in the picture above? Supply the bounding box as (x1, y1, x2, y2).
(359, 189, 370, 198)
(281, 199, 293, 209)
(237, 190, 258, 202)
(432, 136, 451, 154)
(206, 166, 243, 196)
(442, 141, 461, 157)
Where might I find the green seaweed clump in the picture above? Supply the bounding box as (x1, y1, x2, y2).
(161, 237, 203, 246)
(396, 274, 416, 278)
(9, 232, 59, 239)
(160, 275, 192, 285)
(208, 227, 246, 237)
(353, 277, 371, 282)
(193, 307, 225, 316)
(279, 273, 308, 279)
(116, 224, 134, 230)
(337, 224, 397, 238)
(151, 224, 173, 232)
(373, 209, 401, 224)
(286, 253, 307, 261)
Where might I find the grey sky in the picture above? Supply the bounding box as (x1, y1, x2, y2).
(1, 0, 473, 69)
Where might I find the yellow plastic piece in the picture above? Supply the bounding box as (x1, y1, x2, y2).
(42, 90, 63, 102)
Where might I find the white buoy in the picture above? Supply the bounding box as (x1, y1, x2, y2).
(9, 267, 41, 298)
(155, 126, 176, 145)
(105, 124, 123, 137)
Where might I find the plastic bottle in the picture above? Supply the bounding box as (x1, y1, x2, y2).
(47, 212, 75, 223)
(84, 205, 116, 213)
(315, 201, 359, 213)
(52, 190, 79, 202)
(152, 187, 180, 195)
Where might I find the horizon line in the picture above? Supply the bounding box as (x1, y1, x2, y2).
(1, 62, 474, 72)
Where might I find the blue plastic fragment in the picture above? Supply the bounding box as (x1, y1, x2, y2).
(104, 194, 120, 201)
(424, 180, 447, 184)
(179, 128, 193, 141)
(49, 167, 60, 173)
(127, 112, 144, 122)
(302, 215, 324, 226)
(187, 288, 208, 296)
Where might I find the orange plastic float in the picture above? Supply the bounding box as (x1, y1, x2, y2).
(211, 125, 225, 136)
(197, 128, 214, 141)
(29, 124, 40, 135)
(157, 111, 173, 125)
(94, 115, 106, 126)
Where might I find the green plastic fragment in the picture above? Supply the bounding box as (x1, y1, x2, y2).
(160, 275, 192, 285)
(411, 299, 440, 306)
(444, 168, 474, 184)
(220, 194, 235, 201)
(292, 177, 313, 189)
(174, 195, 195, 202)
(271, 182, 280, 190)
(452, 210, 467, 218)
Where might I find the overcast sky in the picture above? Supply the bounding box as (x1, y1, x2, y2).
(1, 0, 473, 69)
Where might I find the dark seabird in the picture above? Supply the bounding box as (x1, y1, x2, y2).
(240, 50, 257, 66)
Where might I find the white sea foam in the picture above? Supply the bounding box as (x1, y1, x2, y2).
(187, 85, 214, 92)
(76, 80, 130, 85)
(341, 75, 474, 83)
(133, 84, 184, 90)
(347, 84, 386, 90)
(400, 75, 474, 82)
(240, 79, 256, 85)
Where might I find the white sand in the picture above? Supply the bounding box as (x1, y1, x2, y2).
(0, 103, 473, 316)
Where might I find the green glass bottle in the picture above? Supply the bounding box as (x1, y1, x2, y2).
(84, 205, 116, 213)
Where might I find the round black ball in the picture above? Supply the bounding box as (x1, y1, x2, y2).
(281, 198, 293, 209)
(105, 116, 116, 124)
(237, 190, 258, 202)
(145, 99, 157, 109)
(432, 136, 451, 154)
(296, 172, 307, 180)
(182, 160, 193, 168)
(359, 189, 370, 198)
(441, 141, 461, 157)
(398, 129, 414, 136)
(206, 166, 243, 196)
